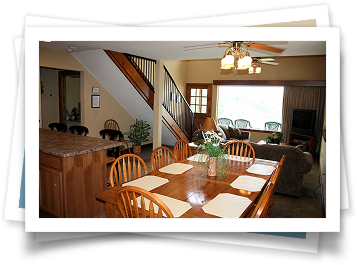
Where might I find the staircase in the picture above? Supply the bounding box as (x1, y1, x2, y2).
(72, 49, 193, 145)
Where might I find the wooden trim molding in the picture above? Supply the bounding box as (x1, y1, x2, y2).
(104, 50, 155, 109)
(213, 80, 326, 87)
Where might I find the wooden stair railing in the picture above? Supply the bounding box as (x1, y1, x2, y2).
(104, 50, 155, 109)
(104, 50, 193, 142)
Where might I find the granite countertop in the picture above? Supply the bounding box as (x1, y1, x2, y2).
(39, 128, 124, 158)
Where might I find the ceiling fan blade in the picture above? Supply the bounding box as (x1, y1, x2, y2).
(260, 61, 279, 65)
(249, 43, 285, 53)
(183, 42, 227, 49)
(259, 58, 276, 62)
(251, 41, 289, 45)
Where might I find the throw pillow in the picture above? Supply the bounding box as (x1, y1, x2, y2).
(228, 126, 243, 139)
(215, 126, 227, 140)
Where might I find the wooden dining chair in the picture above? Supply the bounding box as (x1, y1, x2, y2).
(104, 119, 131, 154)
(223, 140, 255, 163)
(249, 182, 275, 218)
(48, 122, 67, 132)
(150, 146, 176, 172)
(174, 140, 192, 162)
(109, 154, 149, 187)
(115, 186, 174, 218)
(69, 125, 89, 136)
(267, 155, 286, 217)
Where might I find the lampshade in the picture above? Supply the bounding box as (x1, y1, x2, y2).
(248, 67, 254, 74)
(237, 55, 252, 69)
(220, 54, 235, 69)
(255, 66, 261, 74)
(201, 117, 217, 131)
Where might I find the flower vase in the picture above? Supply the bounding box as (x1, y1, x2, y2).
(208, 156, 218, 177)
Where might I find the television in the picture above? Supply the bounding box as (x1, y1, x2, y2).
(290, 109, 316, 136)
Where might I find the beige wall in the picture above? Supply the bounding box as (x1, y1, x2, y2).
(39, 47, 137, 141)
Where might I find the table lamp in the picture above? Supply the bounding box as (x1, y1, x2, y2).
(200, 117, 217, 131)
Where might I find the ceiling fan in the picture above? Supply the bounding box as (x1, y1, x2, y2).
(184, 41, 285, 74)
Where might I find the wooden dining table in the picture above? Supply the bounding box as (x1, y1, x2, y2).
(95, 156, 278, 218)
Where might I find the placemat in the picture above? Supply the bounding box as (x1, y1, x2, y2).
(202, 193, 252, 218)
(255, 158, 279, 166)
(159, 163, 194, 174)
(230, 175, 267, 192)
(187, 154, 208, 162)
(246, 164, 276, 175)
(136, 193, 192, 217)
(122, 175, 169, 191)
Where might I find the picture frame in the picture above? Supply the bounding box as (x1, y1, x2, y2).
(91, 95, 100, 108)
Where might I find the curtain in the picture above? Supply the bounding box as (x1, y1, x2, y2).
(282, 86, 326, 154)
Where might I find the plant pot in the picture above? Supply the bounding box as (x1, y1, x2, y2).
(132, 145, 141, 154)
(207, 156, 218, 177)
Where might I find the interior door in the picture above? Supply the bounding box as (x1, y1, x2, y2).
(186, 83, 212, 131)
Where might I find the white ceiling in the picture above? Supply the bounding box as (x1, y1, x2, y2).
(39, 41, 326, 61)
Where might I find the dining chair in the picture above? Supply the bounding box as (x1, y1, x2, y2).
(48, 122, 67, 132)
(223, 140, 255, 163)
(267, 155, 286, 217)
(115, 186, 174, 218)
(150, 146, 176, 172)
(249, 182, 275, 218)
(69, 125, 89, 136)
(264, 122, 281, 131)
(174, 140, 192, 162)
(104, 119, 131, 154)
(109, 154, 148, 187)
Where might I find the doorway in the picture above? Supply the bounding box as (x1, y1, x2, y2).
(40, 67, 80, 129)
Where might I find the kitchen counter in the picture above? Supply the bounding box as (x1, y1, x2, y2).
(39, 128, 123, 157)
(39, 128, 123, 218)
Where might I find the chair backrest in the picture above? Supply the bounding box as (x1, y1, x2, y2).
(69, 125, 89, 136)
(48, 122, 67, 132)
(218, 118, 233, 126)
(249, 182, 274, 218)
(109, 154, 149, 187)
(174, 140, 192, 162)
(223, 140, 255, 163)
(99, 129, 123, 140)
(234, 119, 251, 128)
(150, 146, 176, 171)
(115, 186, 174, 218)
(104, 119, 120, 131)
(264, 122, 281, 131)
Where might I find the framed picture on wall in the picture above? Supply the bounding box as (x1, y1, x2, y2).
(92, 87, 100, 93)
(91, 95, 100, 108)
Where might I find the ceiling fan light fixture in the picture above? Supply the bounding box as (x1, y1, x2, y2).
(221, 54, 235, 69)
(255, 66, 261, 74)
(237, 55, 252, 69)
(248, 67, 254, 74)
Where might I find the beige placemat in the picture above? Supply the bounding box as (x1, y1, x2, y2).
(255, 158, 279, 166)
(136, 193, 192, 217)
(187, 154, 208, 162)
(230, 175, 267, 192)
(159, 163, 194, 174)
(202, 193, 252, 218)
(228, 155, 253, 162)
(122, 175, 169, 191)
(246, 164, 276, 175)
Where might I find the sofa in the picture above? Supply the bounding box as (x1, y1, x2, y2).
(192, 124, 250, 144)
(248, 142, 313, 197)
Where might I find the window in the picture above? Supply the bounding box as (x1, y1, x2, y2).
(190, 88, 208, 113)
(218, 85, 284, 130)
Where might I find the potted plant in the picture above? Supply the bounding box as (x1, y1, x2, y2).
(125, 119, 151, 154)
(196, 130, 230, 177)
(266, 132, 284, 144)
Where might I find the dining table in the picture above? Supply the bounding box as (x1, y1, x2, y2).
(95, 154, 279, 218)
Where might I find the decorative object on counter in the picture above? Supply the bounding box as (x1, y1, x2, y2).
(125, 119, 151, 154)
(196, 130, 230, 177)
(266, 132, 284, 144)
